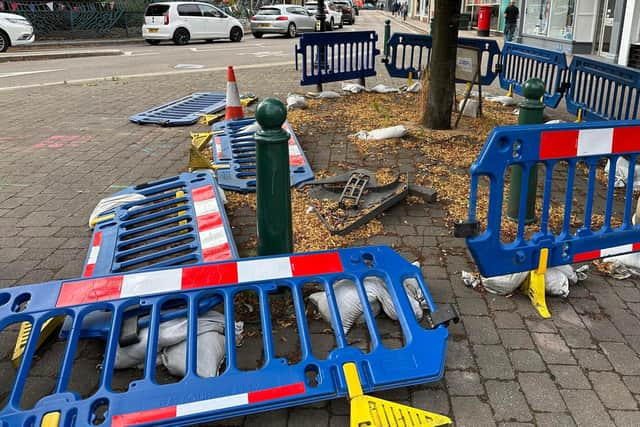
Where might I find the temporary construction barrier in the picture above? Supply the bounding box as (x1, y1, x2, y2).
(128, 93, 226, 126)
(499, 42, 569, 108)
(295, 31, 380, 89)
(0, 246, 457, 426)
(87, 171, 237, 276)
(210, 118, 314, 192)
(383, 33, 501, 86)
(566, 56, 640, 121)
(457, 120, 640, 317)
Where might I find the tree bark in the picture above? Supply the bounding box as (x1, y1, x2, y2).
(424, 0, 462, 130)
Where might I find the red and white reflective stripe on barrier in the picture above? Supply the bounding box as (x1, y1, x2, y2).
(214, 136, 224, 160)
(83, 232, 102, 277)
(540, 127, 640, 160)
(56, 251, 343, 307)
(573, 242, 640, 262)
(192, 185, 233, 262)
(283, 123, 305, 167)
(112, 382, 305, 427)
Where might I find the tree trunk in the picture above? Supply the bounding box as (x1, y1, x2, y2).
(423, 0, 462, 130)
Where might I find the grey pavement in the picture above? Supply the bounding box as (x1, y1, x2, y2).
(0, 10, 639, 427)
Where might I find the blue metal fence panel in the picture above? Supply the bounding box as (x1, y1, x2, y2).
(295, 31, 380, 86)
(129, 92, 226, 126)
(210, 118, 314, 192)
(0, 246, 449, 427)
(566, 56, 640, 121)
(463, 121, 640, 278)
(85, 171, 238, 277)
(499, 42, 568, 108)
(383, 33, 501, 86)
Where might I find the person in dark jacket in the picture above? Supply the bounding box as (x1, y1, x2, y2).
(504, 0, 519, 42)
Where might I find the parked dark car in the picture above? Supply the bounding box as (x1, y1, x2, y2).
(332, 0, 355, 24)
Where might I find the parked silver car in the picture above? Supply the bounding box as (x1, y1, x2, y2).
(250, 5, 316, 38)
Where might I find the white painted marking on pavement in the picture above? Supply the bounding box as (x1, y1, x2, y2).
(0, 61, 295, 91)
(0, 69, 64, 78)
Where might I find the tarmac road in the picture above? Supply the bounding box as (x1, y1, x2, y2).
(0, 10, 422, 91)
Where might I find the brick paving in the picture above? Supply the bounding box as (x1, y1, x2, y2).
(0, 52, 639, 427)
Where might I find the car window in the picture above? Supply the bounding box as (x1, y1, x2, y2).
(177, 4, 202, 17)
(257, 7, 282, 15)
(200, 4, 224, 17)
(145, 4, 170, 16)
(286, 7, 297, 13)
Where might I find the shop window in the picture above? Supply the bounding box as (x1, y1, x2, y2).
(523, 0, 575, 39)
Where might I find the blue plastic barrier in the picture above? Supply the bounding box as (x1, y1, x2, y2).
(210, 118, 314, 192)
(566, 56, 640, 121)
(500, 42, 569, 108)
(85, 171, 238, 277)
(384, 33, 501, 86)
(0, 246, 452, 426)
(129, 92, 226, 126)
(295, 31, 380, 87)
(462, 121, 640, 278)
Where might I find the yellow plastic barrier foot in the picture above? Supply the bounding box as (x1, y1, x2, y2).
(191, 132, 214, 150)
(89, 213, 116, 229)
(13, 317, 65, 368)
(342, 363, 451, 427)
(176, 190, 188, 226)
(506, 83, 513, 98)
(407, 71, 414, 87)
(188, 145, 230, 172)
(41, 412, 60, 427)
(198, 112, 225, 126)
(240, 94, 258, 107)
(575, 108, 583, 123)
(522, 248, 551, 318)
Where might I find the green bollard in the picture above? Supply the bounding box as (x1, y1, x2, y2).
(384, 19, 391, 58)
(507, 78, 545, 224)
(255, 98, 293, 256)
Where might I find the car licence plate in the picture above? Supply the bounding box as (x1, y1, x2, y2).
(258, 23, 271, 27)
(148, 28, 159, 33)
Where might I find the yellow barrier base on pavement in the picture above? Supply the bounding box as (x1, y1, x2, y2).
(342, 363, 451, 427)
(12, 317, 65, 368)
(41, 412, 60, 427)
(522, 247, 551, 318)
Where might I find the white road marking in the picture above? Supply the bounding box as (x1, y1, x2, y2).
(123, 51, 161, 57)
(236, 50, 288, 58)
(0, 60, 295, 91)
(0, 69, 64, 78)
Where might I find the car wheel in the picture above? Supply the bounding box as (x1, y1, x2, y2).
(329, 18, 334, 30)
(0, 31, 9, 53)
(252, 32, 263, 38)
(145, 39, 161, 45)
(286, 23, 296, 38)
(339, 20, 343, 29)
(173, 28, 190, 45)
(230, 26, 243, 42)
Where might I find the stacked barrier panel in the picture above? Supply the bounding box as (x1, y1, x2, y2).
(0, 246, 450, 427)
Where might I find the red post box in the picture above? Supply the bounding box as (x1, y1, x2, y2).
(477, 5, 492, 37)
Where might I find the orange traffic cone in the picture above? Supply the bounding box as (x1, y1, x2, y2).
(225, 65, 244, 120)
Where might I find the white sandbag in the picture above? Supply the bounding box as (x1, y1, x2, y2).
(162, 330, 225, 378)
(89, 193, 146, 229)
(544, 267, 569, 297)
(552, 264, 578, 286)
(308, 279, 381, 334)
(481, 272, 529, 296)
(458, 99, 479, 118)
(307, 91, 341, 99)
(404, 81, 423, 93)
(286, 94, 307, 110)
(635, 196, 640, 225)
(240, 122, 262, 134)
(485, 95, 517, 106)
(355, 125, 407, 141)
(307, 277, 423, 334)
(369, 84, 400, 93)
(342, 83, 366, 93)
(115, 309, 225, 371)
(604, 157, 640, 189)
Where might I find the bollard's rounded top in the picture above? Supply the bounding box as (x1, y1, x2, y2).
(256, 98, 287, 130)
(522, 78, 545, 101)
(385, 19, 390, 24)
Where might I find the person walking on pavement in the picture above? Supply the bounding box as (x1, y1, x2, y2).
(504, 0, 519, 42)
